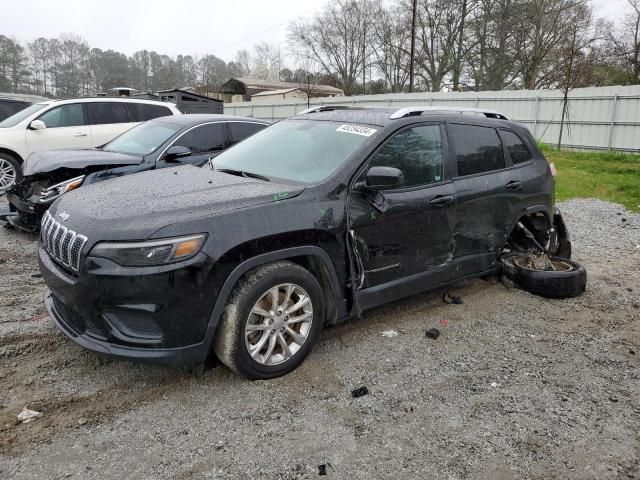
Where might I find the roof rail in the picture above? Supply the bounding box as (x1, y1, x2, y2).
(389, 106, 508, 120)
(296, 105, 351, 115)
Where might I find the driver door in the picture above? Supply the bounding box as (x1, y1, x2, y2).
(348, 123, 457, 294)
(158, 123, 226, 167)
(25, 103, 92, 154)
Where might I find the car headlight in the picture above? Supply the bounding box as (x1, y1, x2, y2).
(90, 234, 207, 266)
(39, 175, 85, 204)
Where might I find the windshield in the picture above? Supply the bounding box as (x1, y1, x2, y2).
(0, 103, 48, 128)
(103, 121, 183, 156)
(213, 120, 377, 183)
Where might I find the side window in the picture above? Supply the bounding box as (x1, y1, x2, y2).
(174, 124, 225, 154)
(127, 103, 172, 122)
(501, 130, 532, 164)
(449, 124, 505, 176)
(369, 125, 444, 187)
(228, 122, 266, 146)
(86, 102, 131, 125)
(38, 104, 86, 128)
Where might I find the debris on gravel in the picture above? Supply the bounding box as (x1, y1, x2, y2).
(0, 198, 639, 479)
(425, 327, 441, 339)
(350, 386, 369, 398)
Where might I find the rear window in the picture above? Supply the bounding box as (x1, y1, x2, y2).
(86, 102, 132, 125)
(228, 122, 267, 146)
(449, 124, 505, 176)
(501, 130, 532, 164)
(127, 103, 172, 122)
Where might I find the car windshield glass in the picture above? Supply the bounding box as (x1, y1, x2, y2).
(213, 120, 377, 183)
(0, 103, 48, 128)
(103, 121, 183, 156)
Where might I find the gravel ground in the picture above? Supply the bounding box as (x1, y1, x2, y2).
(0, 198, 638, 480)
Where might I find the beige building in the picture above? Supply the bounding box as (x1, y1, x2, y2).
(221, 77, 344, 102)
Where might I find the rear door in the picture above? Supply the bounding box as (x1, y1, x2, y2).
(25, 103, 92, 154)
(86, 102, 137, 147)
(448, 122, 519, 273)
(348, 123, 456, 290)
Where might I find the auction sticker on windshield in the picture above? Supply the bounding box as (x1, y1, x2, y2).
(336, 124, 377, 137)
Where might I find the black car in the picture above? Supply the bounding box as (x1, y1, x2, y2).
(38, 106, 586, 379)
(2, 114, 268, 231)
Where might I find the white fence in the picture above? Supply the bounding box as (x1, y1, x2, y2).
(224, 85, 640, 153)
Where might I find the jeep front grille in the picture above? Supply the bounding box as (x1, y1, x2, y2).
(41, 211, 88, 271)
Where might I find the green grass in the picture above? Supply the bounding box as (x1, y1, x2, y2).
(540, 144, 640, 212)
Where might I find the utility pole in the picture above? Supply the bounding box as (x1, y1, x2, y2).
(409, 0, 417, 93)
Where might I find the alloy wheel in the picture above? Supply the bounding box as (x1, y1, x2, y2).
(0, 158, 17, 191)
(244, 283, 313, 366)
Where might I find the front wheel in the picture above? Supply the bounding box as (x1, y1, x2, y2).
(213, 261, 325, 380)
(501, 253, 586, 299)
(0, 153, 21, 193)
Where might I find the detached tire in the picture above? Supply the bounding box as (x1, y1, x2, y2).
(0, 153, 21, 192)
(501, 254, 586, 299)
(213, 261, 325, 380)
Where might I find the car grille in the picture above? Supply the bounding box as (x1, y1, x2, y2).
(40, 211, 88, 272)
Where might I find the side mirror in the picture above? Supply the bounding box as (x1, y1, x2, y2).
(365, 166, 404, 190)
(164, 145, 191, 161)
(29, 120, 46, 130)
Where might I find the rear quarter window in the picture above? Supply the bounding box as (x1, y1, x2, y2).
(501, 130, 533, 164)
(127, 103, 173, 122)
(86, 102, 132, 125)
(449, 123, 505, 176)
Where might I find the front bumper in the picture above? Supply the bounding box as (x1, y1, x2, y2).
(39, 246, 226, 366)
(3, 192, 45, 232)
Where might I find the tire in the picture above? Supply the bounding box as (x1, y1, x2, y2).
(501, 253, 586, 299)
(213, 261, 325, 380)
(0, 153, 21, 193)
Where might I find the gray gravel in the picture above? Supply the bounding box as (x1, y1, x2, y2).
(0, 198, 639, 480)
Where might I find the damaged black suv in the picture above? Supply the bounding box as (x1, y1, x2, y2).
(39, 106, 585, 379)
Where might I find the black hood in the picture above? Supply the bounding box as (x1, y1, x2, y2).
(48, 165, 305, 243)
(23, 148, 143, 176)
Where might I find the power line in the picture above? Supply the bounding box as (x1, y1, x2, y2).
(210, 3, 324, 55)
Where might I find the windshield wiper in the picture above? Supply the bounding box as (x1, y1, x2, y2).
(215, 168, 270, 182)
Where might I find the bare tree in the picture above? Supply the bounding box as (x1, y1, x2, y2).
(465, 0, 521, 91)
(288, 0, 376, 95)
(371, 2, 412, 92)
(604, 0, 640, 82)
(414, 0, 467, 91)
(518, 0, 588, 89)
(549, 2, 597, 148)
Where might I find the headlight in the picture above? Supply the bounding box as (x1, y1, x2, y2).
(39, 175, 85, 204)
(90, 234, 207, 266)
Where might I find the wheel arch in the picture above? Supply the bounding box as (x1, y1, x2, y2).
(202, 246, 347, 355)
(0, 147, 23, 164)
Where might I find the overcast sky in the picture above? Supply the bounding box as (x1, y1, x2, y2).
(1, 0, 631, 64)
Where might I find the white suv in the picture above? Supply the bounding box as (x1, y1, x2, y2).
(0, 97, 181, 191)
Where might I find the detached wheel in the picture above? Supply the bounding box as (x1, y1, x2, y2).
(0, 153, 21, 192)
(213, 261, 324, 380)
(501, 253, 586, 299)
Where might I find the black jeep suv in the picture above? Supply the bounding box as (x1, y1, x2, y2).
(38, 106, 584, 379)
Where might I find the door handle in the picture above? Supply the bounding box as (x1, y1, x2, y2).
(505, 180, 522, 191)
(74, 132, 88, 137)
(429, 195, 454, 206)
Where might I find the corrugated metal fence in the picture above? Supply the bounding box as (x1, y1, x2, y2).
(224, 85, 640, 153)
